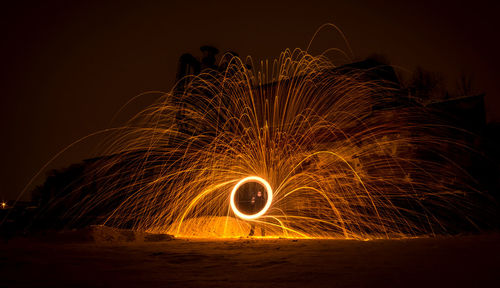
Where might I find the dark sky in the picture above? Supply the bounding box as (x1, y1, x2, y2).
(1, 0, 499, 200)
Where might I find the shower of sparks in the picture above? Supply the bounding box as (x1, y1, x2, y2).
(58, 48, 479, 239)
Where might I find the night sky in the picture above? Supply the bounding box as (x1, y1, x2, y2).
(1, 0, 499, 200)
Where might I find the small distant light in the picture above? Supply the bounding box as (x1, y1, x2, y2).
(1, 202, 6, 209)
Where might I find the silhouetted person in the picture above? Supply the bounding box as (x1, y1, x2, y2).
(248, 190, 266, 237)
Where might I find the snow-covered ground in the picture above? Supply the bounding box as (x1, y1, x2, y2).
(1, 234, 499, 287)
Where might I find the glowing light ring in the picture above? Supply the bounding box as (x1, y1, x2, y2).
(230, 176, 273, 220)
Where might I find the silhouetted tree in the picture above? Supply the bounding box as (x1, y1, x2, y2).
(409, 67, 444, 101)
(455, 72, 475, 97)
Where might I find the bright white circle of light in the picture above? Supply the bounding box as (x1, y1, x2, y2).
(230, 176, 273, 220)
